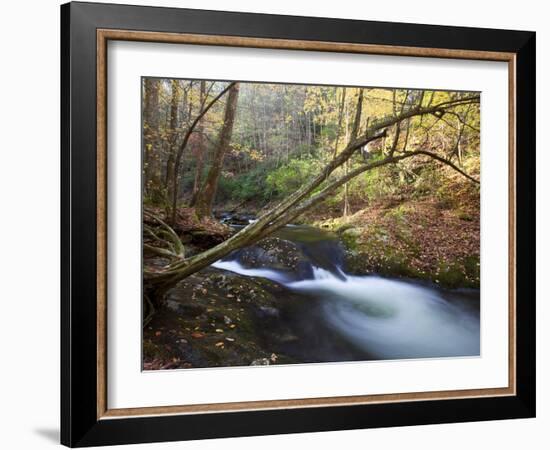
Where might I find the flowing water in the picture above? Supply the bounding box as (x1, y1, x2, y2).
(212, 220, 480, 362)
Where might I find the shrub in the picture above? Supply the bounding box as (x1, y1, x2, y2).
(266, 157, 322, 198)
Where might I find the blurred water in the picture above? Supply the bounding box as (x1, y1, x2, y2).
(212, 259, 291, 284)
(212, 222, 480, 360)
(289, 271, 480, 359)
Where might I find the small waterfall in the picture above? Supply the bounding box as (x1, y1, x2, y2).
(211, 260, 290, 284)
(288, 274, 479, 359)
(211, 222, 480, 361)
(311, 266, 347, 281)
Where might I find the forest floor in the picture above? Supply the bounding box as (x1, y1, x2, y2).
(143, 181, 480, 369)
(309, 185, 480, 288)
(144, 205, 232, 255)
(143, 267, 294, 370)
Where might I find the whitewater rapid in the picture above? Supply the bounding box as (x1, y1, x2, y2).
(212, 256, 479, 360)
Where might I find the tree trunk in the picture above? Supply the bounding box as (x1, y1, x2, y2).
(169, 82, 236, 225)
(144, 93, 481, 304)
(143, 78, 161, 199)
(189, 80, 207, 207)
(333, 87, 347, 158)
(194, 83, 240, 219)
(343, 90, 364, 217)
(164, 79, 182, 199)
(343, 160, 350, 217)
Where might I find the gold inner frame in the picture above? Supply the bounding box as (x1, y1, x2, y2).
(96, 29, 517, 420)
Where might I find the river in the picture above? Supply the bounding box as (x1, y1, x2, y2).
(212, 218, 480, 362)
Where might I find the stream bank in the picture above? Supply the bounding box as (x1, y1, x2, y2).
(143, 267, 298, 369)
(317, 198, 480, 288)
(143, 217, 480, 370)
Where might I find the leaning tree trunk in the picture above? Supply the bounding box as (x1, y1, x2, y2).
(343, 89, 363, 218)
(144, 93, 481, 309)
(194, 83, 240, 219)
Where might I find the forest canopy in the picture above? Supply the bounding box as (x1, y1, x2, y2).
(143, 79, 479, 211)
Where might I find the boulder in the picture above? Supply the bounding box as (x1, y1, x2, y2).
(250, 358, 271, 366)
(232, 237, 313, 279)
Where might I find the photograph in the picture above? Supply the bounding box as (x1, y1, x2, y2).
(141, 78, 481, 370)
(55, 1, 536, 446)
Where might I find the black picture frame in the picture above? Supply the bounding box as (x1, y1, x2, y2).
(61, 1, 536, 447)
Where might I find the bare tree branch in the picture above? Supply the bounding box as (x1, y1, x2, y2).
(144, 210, 185, 259)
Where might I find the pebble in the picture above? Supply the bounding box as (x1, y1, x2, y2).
(250, 358, 270, 366)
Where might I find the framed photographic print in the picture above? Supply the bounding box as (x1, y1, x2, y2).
(60, 1, 536, 447)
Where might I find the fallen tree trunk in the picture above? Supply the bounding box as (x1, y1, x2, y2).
(144, 93, 480, 307)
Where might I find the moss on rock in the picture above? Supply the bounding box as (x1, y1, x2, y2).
(318, 199, 480, 289)
(142, 267, 298, 370)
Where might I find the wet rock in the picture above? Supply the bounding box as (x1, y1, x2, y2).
(144, 264, 302, 370)
(229, 215, 256, 226)
(296, 260, 314, 280)
(188, 230, 227, 249)
(218, 212, 256, 226)
(165, 300, 206, 317)
(256, 306, 280, 318)
(232, 237, 310, 273)
(250, 358, 271, 366)
(273, 332, 299, 343)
